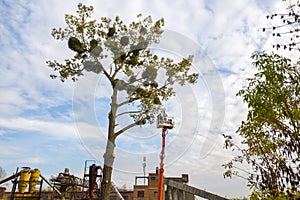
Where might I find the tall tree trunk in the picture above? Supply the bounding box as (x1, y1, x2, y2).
(100, 141, 115, 200)
(100, 89, 117, 200)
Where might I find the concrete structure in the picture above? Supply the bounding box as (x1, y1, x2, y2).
(165, 180, 228, 200)
(164, 177, 194, 200)
(133, 168, 193, 200)
(134, 172, 159, 200)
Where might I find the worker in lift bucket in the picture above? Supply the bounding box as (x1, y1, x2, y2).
(157, 110, 168, 124)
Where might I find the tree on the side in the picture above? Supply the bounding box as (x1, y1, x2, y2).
(46, 3, 198, 199)
(223, 52, 300, 199)
(224, 1, 300, 198)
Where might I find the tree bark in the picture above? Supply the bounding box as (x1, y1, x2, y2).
(100, 88, 117, 200)
(100, 163, 113, 200)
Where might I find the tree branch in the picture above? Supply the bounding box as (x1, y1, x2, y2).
(93, 56, 112, 82)
(103, 68, 111, 82)
(117, 98, 140, 108)
(114, 119, 144, 138)
(112, 60, 126, 80)
(116, 110, 141, 118)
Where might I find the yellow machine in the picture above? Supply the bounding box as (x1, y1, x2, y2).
(29, 169, 40, 193)
(0, 167, 43, 200)
(18, 169, 31, 193)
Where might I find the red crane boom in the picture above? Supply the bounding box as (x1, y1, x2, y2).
(156, 110, 174, 200)
(157, 127, 167, 200)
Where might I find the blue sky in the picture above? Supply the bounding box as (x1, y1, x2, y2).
(0, 0, 286, 198)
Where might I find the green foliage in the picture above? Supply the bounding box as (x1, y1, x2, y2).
(249, 185, 300, 200)
(46, 3, 198, 125)
(68, 37, 85, 54)
(223, 52, 300, 199)
(83, 60, 102, 74)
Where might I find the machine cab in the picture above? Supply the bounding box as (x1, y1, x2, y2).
(157, 113, 174, 129)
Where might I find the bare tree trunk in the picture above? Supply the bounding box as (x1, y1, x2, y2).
(100, 89, 117, 200)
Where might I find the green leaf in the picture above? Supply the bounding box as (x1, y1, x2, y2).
(68, 37, 85, 54)
(107, 27, 116, 37)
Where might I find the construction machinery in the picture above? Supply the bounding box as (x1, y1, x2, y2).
(50, 160, 103, 200)
(0, 167, 48, 200)
(0, 166, 87, 200)
(0, 161, 128, 200)
(82, 160, 102, 199)
(157, 109, 174, 200)
(50, 167, 89, 200)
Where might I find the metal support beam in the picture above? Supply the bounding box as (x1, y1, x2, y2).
(0, 172, 21, 185)
(165, 179, 229, 200)
(40, 174, 61, 195)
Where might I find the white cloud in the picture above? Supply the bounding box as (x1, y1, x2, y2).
(0, 145, 20, 156)
(0, 117, 76, 139)
(20, 157, 46, 165)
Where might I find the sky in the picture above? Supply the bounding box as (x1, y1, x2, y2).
(0, 0, 287, 198)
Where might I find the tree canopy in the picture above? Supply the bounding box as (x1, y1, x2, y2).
(47, 4, 198, 124)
